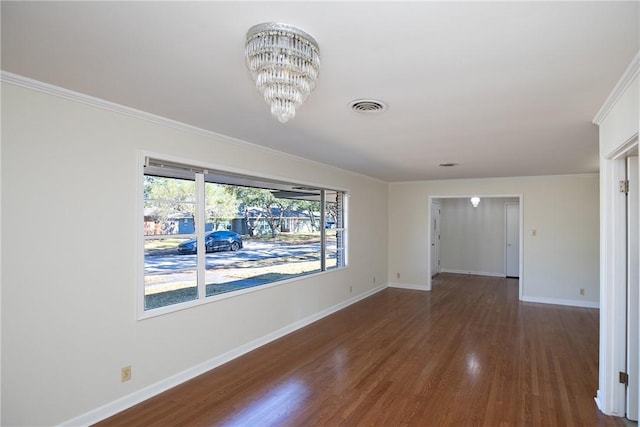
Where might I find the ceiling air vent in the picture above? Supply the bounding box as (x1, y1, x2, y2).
(349, 99, 387, 113)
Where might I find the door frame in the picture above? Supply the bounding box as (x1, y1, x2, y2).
(430, 200, 441, 277)
(505, 202, 520, 278)
(627, 155, 639, 421)
(426, 195, 523, 300)
(596, 133, 639, 417)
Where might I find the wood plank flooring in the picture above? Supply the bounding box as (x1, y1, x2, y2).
(95, 274, 629, 426)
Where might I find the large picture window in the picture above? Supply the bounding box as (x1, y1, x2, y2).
(141, 157, 348, 314)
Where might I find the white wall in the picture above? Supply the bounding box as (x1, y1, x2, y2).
(0, 81, 389, 426)
(439, 197, 518, 277)
(389, 174, 599, 306)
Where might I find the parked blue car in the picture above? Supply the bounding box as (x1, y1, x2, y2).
(178, 230, 243, 254)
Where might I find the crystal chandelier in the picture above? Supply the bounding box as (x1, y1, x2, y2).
(245, 23, 320, 123)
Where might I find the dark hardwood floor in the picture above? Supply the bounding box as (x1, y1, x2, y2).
(96, 273, 629, 426)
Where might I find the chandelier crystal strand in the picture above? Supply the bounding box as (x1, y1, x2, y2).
(245, 23, 320, 123)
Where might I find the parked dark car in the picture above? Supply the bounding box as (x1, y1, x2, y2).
(178, 230, 243, 254)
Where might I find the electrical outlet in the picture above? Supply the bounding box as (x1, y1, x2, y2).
(349, 286, 353, 293)
(121, 365, 132, 383)
(373, 276, 376, 284)
(580, 288, 585, 296)
(396, 273, 400, 279)
(532, 229, 537, 237)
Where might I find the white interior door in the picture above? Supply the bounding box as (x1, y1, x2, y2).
(505, 203, 520, 278)
(431, 201, 441, 277)
(627, 155, 639, 421)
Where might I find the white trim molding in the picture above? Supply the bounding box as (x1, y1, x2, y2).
(593, 51, 640, 125)
(597, 157, 629, 417)
(388, 282, 430, 291)
(440, 269, 505, 278)
(521, 295, 599, 309)
(605, 132, 639, 161)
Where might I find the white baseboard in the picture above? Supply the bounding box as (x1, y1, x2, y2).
(388, 282, 430, 291)
(59, 283, 388, 427)
(521, 295, 599, 309)
(594, 390, 605, 414)
(594, 389, 625, 417)
(440, 268, 505, 278)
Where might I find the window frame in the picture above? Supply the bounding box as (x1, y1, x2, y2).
(137, 152, 349, 320)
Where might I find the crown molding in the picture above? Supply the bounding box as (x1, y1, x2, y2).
(0, 70, 239, 140)
(0, 71, 387, 184)
(592, 51, 640, 125)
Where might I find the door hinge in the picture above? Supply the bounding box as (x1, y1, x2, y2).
(619, 371, 629, 386)
(619, 180, 629, 194)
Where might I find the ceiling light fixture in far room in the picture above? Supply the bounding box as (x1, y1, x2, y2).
(471, 196, 481, 208)
(245, 22, 320, 123)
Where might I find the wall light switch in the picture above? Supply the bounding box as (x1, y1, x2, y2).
(532, 229, 537, 237)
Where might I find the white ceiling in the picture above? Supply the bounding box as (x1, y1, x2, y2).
(1, 1, 638, 182)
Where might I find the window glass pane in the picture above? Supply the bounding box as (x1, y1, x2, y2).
(325, 229, 338, 269)
(144, 176, 196, 236)
(144, 237, 198, 310)
(203, 184, 323, 297)
(204, 182, 238, 232)
(144, 174, 198, 310)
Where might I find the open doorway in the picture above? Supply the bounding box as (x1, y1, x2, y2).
(428, 195, 523, 298)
